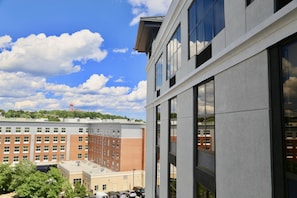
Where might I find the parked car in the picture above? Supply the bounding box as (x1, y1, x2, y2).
(133, 187, 145, 197)
(128, 190, 137, 198)
(119, 192, 128, 198)
(94, 191, 109, 198)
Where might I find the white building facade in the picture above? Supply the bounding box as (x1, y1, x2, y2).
(135, 0, 297, 197)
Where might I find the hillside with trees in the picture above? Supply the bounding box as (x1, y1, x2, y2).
(0, 109, 143, 122)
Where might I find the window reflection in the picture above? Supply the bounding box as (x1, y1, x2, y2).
(155, 55, 163, 92)
(282, 40, 297, 197)
(170, 97, 177, 155)
(197, 183, 215, 198)
(188, 0, 225, 59)
(197, 80, 215, 152)
(155, 105, 161, 198)
(169, 163, 176, 198)
(167, 26, 181, 80)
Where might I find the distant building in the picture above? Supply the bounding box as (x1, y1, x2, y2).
(0, 119, 145, 173)
(59, 160, 144, 193)
(88, 123, 145, 172)
(0, 120, 89, 165)
(135, 0, 297, 197)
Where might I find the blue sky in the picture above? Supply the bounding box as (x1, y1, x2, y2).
(0, 0, 172, 120)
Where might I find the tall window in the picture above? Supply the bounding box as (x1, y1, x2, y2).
(168, 97, 177, 197)
(197, 80, 215, 154)
(169, 163, 176, 198)
(167, 26, 181, 87)
(281, 39, 297, 197)
(155, 105, 161, 198)
(155, 55, 163, 97)
(269, 34, 297, 197)
(188, 0, 224, 64)
(194, 79, 215, 196)
(169, 97, 177, 155)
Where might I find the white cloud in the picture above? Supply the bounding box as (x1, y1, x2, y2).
(0, 29, 107, 76)
(0, 35, 12, 49)
(126, 80, 147, 101)
(113, 48, 129, 53)
(115, 77, 125, 83)
(80, 74, 109, 91)
(0, 71, 146, 119)
(131, 50, 142, 55)
(0, 71, 46, 97)
(128, 0, 172, 26)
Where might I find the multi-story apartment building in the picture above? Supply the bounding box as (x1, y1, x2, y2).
(0, 119, 145, 173)
(0, 120, 89, 166)
(88, 122, 145, 172)
(135, 0, 297, 197)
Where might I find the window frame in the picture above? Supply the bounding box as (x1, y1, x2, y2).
(188, 0, 224, 65)
(155, 54, 163, 97)
(193, 78, 216, 196)
(167, 25, 181, 86)
(269, 33, 297, 198)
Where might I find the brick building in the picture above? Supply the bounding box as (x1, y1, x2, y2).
(0, 119, 145, 173)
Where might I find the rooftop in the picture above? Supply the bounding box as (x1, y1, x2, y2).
(134, 16, 164, 53)
(58, 160, 113, 175)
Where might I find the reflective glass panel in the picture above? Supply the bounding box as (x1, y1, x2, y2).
(282, 40, 297, 197)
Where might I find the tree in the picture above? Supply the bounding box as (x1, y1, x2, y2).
(15, 171, 47, 198)
(15, 167, 68, 198)
(64, 182, 87, 198)
(0, 163, 13, 194)
(10, 160, 37, 191)
(73, 182, 87, 198)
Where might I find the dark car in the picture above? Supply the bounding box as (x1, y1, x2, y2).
(133, 187, 145, 197)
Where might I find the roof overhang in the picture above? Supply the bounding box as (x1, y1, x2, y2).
(134, 16, 164, 53)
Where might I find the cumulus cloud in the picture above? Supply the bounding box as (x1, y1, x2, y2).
(115, 77, 125, 83)
(0, 29, 107, 76)
(128, 0, 172, 26)
(0, 35, 12, 49)
(0, 71, 146, 119)
(0, 71, 46, 98)
(113, 48, 129, 53)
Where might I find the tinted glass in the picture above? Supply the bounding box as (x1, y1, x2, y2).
(282, 40, 297, 198)
(170, 97, 177, 155)
(214, 0, 225, 35)
(169, 163, 177, 198)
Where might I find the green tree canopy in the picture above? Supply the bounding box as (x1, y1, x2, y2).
(0, 163, 14, 194)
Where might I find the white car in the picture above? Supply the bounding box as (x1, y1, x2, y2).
(129, 190, 137, 198)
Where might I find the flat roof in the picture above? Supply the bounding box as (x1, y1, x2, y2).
(134, 16, 164, 53)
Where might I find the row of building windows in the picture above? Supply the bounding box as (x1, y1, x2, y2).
(90, 129, 121, 137)
(0, 136, 30, 143)
(89, 137, 120, 146)
(0, 145, 67, 153)
(0, 136, 90, 144)
(0, 127, 87, 133)
(1, 153, 88, 163)
(154, 0, 225, 95)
